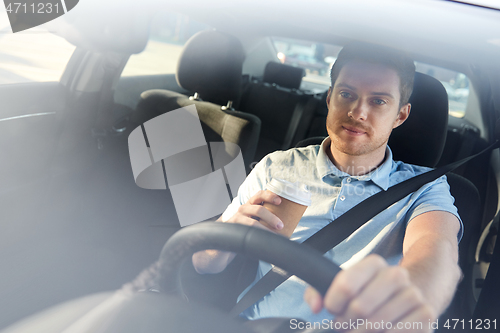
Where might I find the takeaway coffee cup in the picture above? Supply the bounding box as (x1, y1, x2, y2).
(262, 178, 312, 237)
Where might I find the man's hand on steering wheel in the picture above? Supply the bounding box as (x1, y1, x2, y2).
(304, 254, 436, 333)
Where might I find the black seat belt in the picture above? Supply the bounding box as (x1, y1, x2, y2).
(230, 140, 500, 317)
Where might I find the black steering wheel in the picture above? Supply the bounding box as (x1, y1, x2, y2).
(156, 221, 342, 301)
(2, 222, 343, 333)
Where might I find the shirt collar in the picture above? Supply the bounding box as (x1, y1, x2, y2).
(316, 137, 394, 191)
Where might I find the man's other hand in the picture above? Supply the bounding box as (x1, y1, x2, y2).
(304, 254, 436, 332)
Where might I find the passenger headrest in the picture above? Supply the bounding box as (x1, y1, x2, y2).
(176, 30, 245, 105)
(389, 72, 449, 167)
(263, 62, 305, 90)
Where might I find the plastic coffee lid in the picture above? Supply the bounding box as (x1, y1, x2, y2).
(266, 178, 312, 206)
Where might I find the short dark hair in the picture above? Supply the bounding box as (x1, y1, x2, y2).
(330, 43, 415, 107)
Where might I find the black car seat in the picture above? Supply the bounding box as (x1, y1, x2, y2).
(239, 62, 319, 161)
(133, 30, 261, 171)
(296, 72, 481, 323)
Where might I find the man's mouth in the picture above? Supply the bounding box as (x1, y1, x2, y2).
(342, 125, 366, 135)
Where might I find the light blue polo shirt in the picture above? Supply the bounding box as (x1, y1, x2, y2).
(221, 138, 462, 322)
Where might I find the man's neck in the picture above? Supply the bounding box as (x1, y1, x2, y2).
(325, 142, 387, 176)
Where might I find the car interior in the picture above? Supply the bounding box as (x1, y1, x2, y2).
(128, 29, 484, 322)
(1, 0, 500, 331)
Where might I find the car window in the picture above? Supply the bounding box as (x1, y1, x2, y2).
(415, 62, 469, 118)
(0, 13, 76, 84)
(121, 12, 211, 77)
(272, 37, 340, 89)
(272, 38, 470, 118)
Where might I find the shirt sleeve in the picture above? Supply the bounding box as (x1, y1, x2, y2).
(220, 155, 270, 222)
(406, 175, 464, 242)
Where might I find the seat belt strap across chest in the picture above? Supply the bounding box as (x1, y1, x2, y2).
(230, 140, 500, 317)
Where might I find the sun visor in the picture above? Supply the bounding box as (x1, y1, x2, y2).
(55, 2, 150, 54)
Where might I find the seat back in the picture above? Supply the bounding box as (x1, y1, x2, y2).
(441, 173, 481, 320)
(127, 31, 262, 308)
(389, 72, 449, 167)
(262, 61, 304, 90)
(133, 30, 260, 170)
(135, 90, 260, 170)
(240, 62, 318, 161)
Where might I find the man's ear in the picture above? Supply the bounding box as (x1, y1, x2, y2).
(326, 87, 332, 106)
(393, 103, 411, 129)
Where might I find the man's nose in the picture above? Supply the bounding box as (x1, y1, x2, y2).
(349, 100, 368, 121)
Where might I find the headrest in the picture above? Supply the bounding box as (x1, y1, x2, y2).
(176, 30, 245, 105)
(263, 62, 305, 90)
(388, 72, 449, 167)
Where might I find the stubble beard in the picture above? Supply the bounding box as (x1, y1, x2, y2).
(330, 134, 373, 156)
(329, 124, 389, 157)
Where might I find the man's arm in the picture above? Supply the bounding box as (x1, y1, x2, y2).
(304, 210, 461, 331)
(192, 190, 283, 274)
(399, 210, 461, 314)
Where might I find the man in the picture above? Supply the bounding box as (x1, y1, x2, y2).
(192, 43, 462, 331)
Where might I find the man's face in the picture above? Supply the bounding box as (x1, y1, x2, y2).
(326, 61, 410, 157)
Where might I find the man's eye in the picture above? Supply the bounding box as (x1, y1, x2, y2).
(340, 92, 352, 98)
(373, 99, 386, 105)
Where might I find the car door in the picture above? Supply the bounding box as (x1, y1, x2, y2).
(0, 19, 76, 217)
(0, 22, 78, 327)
